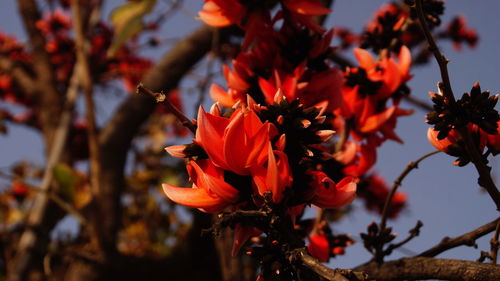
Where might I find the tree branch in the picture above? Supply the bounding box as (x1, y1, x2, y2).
(0, 55, 36, 95)
(414, 0, 500, 210)
(291, 249, 367, 281)
(356, 257, 500, 281)
(8, 53, 81, 281)
(96, 24, 231, 258)
(17, 0, 63, 144)
(418, 217, 500, 257)
(71, 0, 103, 251)
(136, 84, 196, 133)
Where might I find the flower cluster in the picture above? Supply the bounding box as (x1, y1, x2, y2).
(157, 0, 445, 267)
(164, 97, 357, 212)
(426, 82, 499, 165)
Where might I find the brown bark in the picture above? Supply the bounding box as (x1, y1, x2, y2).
(17, 0, 63, 146)
(63, 24, 232, 281)
(356, 257, 500, 281)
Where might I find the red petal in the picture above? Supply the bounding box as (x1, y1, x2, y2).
(190, 161, 239, 203)
(308, 234, 330, 262)
(285, 0, 331, 16)
(162, 184, 227, 212)
(354, 48, 375, 70)
(360, 106, 396, 133)
(196, 106, 231, 170)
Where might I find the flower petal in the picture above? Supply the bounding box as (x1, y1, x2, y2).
(162, 184, 227, 212)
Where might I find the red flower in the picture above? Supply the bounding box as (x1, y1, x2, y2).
(195, 105, 272, 175)
(308, 234, 330, 262)
(309, 172, 357, 209)
(351, 46, 411, 99)
(335, 141, 376, 177)
(251, 144, 293, 203)
(446, 15, 478, 51)
(36, 8, 71, 35)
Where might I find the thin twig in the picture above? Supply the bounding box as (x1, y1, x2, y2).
(415, 0, 500, 210)
(418, 217, 500, 257)
(374, 150, 439, 262)
(379, 150, 440, 231)
(137, 84, 197, 133)
(383, 220, 423, 256)
(403, 95, 433, 112)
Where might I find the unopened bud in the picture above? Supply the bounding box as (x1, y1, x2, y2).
(317, 130, 336, 142)
(274, 88, 285, 103)
(165, 145, 187, 158)
(277, 115, 284, 125)
(210, 103, 221, 116)
(301, 119, 311, 128)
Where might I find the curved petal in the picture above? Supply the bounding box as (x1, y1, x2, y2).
(210, 84, 239, 107)
(223, 110, 250, 175)
(398, 45, 411, 80)
(198, 11, 232, 27)
(313, 175, 357, 209)
(308, 234, 330, 262)
(162, 184, 227, 212)
(354, 48, 375, 70)
(190, 160, 239, 203)
(360, 106, 396, 133)
(196, 106, 231, 169)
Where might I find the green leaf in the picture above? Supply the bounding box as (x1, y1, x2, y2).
(53, 164, 78, 201)
(107, 0, 157, 57)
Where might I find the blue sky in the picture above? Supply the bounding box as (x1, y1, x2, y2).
(0, 0, 498, 268)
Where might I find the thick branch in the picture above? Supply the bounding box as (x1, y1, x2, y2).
(356, 257, 500, 281)
(97, 24, 227, 257)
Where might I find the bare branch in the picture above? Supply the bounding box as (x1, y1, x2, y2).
(375, 150, 439, 262)
(137, 84, 196, 133)
(380, 150, 440, 231)
(418, 217, 500, 257)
